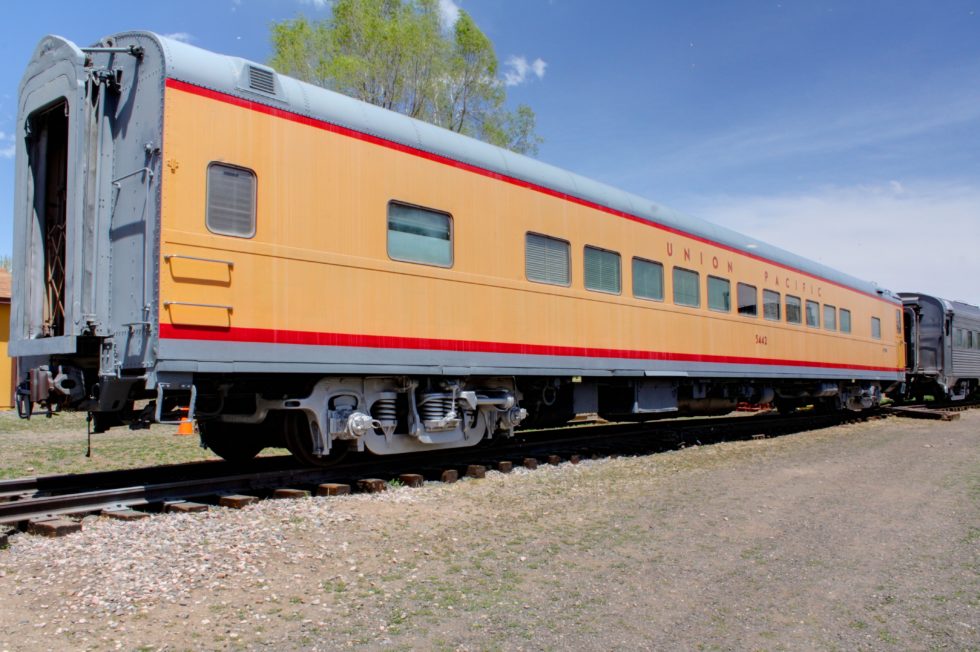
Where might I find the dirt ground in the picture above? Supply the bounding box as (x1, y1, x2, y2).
(0, 412, 977, 651)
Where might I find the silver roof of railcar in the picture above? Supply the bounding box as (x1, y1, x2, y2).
(900, 292, 980, 320)
(122, 30, 893, 302)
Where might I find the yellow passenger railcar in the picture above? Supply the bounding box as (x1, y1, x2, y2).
(12, 33, 904, 463)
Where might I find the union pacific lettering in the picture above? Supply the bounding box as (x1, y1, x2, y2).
(665, 242, 735, 273)
(763, 269, 824, 298)
(665, 240, 826, 298)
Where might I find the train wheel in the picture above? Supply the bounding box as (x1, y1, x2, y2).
(199, 421, 267, 462)
(282, 411, 349, 467)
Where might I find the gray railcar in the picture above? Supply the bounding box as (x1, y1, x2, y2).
(900, 293, 980, 400)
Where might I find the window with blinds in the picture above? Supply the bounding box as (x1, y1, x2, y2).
(206, 163, 256, 238)
(786, 295, 802, 324)
(584, 246, 621, 294)
(763, 290, 781, 321)
(840, 308, 852, 333)
(806, 300, 820, 328)
(823, 304, 837, 331)
(525, 233, 570, 285)
(707, 276, 730, 312)
(673, 267, 700, 308)
(632, 258, 664, 301)
(737, 283, 758, 317)
(387, 202, 453, 267)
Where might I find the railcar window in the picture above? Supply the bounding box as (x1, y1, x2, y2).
(823, 305, 837, 331)
(737, 283, 758, 317)
(954, 328, 963, 347)
(871, 317, 882, 339)
(895, 309, 901, 334)
(632, 258, 664, 301)
(806, 300, 820, 328)
(786, 295, 802, 324)
(206, 163, 256, 238)
(707, 276, 731, 312)
(672, 267, 700, 308)
(584, 246, 621, 294)
(387, 202, 453, 267)
(763, 290, 781, 321)
(840, 309, 852, 333)
(970, 331, 975, 349)
(525, 233, 570, 285)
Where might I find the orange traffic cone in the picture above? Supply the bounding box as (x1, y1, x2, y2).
(176, 417, 195, 435)
(176, 407, 195, 436)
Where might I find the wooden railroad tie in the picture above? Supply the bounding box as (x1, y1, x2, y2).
(272, 488, 311, 500)
(101, 508, 149, 521)
(218, 495, 260, 509)
(28, 517, 81, 538)
(164, 501, 209, 514)
(357, 478, 387, 493)
(440, 469, 459, 484)
(398, 473, 424, 488)
(316, 483, 352, 497)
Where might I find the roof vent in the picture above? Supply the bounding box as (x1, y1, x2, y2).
(247, 65, 276, 95)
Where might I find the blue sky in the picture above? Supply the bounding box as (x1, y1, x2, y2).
(1, 1, 978, 303)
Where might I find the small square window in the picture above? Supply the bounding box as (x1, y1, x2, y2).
(786, 295, 802, 324)
(673, 267, 700, 308)
(584, 246, 621, 294)
(823, 305, 837, 331)
(708, 276, 731, 312)
(806, 300, 820, 328)
(840, 309, 851, 333)
(737, 283, 757, 317)
(207, 163, 256, 238)
(632, 258, 664, 301)
(526, 233, 570, 285)
(763, 290, 781, 321)
(387, 202, 453, 267)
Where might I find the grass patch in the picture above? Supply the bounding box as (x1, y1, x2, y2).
(0, 411, 288, 478)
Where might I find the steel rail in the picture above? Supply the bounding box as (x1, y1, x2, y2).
(0, 410, 879, 527)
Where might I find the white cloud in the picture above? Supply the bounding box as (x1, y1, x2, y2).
(0, 130, 13, 159)
(299, 0, 331, 9)
(684, 181, 980, 306)
(439, 0, 460, 29)
(643, 84, 980, 180)
(503, 55, 547, 86)
(162, 32, 194, 43)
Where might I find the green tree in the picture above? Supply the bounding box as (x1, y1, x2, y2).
(269, 0, 542, 155)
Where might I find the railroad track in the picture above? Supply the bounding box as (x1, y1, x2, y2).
(881, 398, 980, 421)
(0, 409, 887, 537)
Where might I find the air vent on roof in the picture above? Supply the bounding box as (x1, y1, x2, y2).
(247, 65, 276, 95)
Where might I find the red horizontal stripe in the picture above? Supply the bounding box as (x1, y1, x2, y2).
(158, 324, 903, 374)
(164, 78, 900, 307)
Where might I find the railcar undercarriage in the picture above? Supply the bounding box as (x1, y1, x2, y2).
(17, 366, 884, 464)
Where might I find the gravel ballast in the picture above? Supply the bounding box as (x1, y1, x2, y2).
(0, 413, 977, 650)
